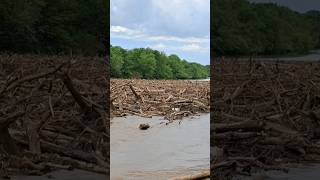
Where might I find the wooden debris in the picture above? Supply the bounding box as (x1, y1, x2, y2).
(212, 59, 320, 179)
(111, 79, 209, 121)
(0, 54, 108, 177)
(139, 123, 150, 130)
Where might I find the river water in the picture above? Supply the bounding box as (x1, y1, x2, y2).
(238, 49, 320, 62)
(110, 114, 210, 180)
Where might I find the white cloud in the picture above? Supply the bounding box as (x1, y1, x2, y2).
(149, 43, 166, 51)
(179, 43, 209, 53)
(110, 0, 210, 64)
(111, 0, 209, 37)
(146, 35, 208, 44)
(110, 26, 141, 36)
(110, 25, 209, 44)
(110, 26, 127, 33)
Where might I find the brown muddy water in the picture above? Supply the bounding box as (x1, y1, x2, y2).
(110, 114, 210, 180)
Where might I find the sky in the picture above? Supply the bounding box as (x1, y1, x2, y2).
(110, 0, 210, 65)
(249, 0, 320, 12)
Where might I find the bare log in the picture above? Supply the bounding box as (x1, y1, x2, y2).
(214, 120, 265, 133)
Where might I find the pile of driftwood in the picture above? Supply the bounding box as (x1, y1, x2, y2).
(0, 54, 108, 177)
(111, 79, 209, 121)
(211, 58, 320, 179)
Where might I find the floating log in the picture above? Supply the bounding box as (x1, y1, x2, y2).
(139, 123, 150, 130)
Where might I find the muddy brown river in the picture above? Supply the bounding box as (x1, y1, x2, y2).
(110, 114, 210, 179)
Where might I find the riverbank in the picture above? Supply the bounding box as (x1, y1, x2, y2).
(111, 79, 209, 121)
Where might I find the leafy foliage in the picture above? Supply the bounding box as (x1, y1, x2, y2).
(212, 0, 320, 56)
(0, 0, 108, 55)
(110, 46, 209, 79)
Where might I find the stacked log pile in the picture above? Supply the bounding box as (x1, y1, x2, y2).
(211, 59, 320, 179)
(0, 54, 108, 177)
(111, 79, 209, 121)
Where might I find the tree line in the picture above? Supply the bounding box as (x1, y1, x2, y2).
(110, 46, 209, 79)
(212, 0, 320, 56)
(0, 0, 108, 56)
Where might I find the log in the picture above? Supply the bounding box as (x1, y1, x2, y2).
(139, 123, 150, 130)
(62, 73, 103, 129)
(129, 84, 144, 103)
(61, 73, 91, 112)
(224, 80, 251, 102)
(215, 132, 261, 141)
(0, 111, 25, 128)
(40, 140, 98, 164)
(26, 121, 41, 154)
(214, 120, 264, 133)
(2, 62, 65, 94)
(264, 122, 298, 135)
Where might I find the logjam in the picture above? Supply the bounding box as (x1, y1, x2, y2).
(212, 58, 320, 179)
(0, 54, 108, 177)
(111, 79, 209, 121)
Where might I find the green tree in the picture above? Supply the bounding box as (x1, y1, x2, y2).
(123, 48, 141, 78)
(0, 0, 108, 55)
(137, 49, 156, 79)
(212, 0, 320, 56)
(154, 51, 173, 79)
(110, 46, 208, 80)
(110, 46, 125, 77)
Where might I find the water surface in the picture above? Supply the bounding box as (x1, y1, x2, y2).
(239, 49, 320, 62)
(110, 114, 210, 179)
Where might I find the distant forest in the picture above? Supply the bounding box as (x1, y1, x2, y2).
(110, 46, 209, 79)
(0, 0, 108, 56)
(212, 0, 320, 56)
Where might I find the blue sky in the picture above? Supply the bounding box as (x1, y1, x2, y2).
(110, 0, 210, 65)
